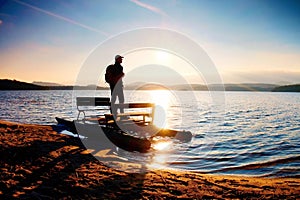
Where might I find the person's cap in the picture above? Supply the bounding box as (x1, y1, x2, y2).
(115, 55, 124, 60)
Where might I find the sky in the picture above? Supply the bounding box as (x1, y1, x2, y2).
(0, 0, 300, 86)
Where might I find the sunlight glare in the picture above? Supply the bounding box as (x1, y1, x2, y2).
(152, 140, 172, 151)
(150, 90, 171, 108)
(155, 50, 171, 65)
(150, 90, 171, 128)
(147, 139, 172, 170)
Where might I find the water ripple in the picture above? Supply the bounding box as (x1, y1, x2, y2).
(0, 90, 299, 177)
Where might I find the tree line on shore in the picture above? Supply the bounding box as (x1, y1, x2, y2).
(0, 79, 299, 92)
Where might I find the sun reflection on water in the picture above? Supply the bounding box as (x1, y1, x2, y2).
(146, 138, 173, 169)
(149, 90, 173, 128)
(150, 90, 171, 109)
(152, 138, 173, 151)
(144, 89, 182, 170)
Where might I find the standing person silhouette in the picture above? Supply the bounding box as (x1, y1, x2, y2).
(106, 55, 125, 116)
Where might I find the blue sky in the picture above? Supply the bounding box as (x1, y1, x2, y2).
(0, 0, 299, 85)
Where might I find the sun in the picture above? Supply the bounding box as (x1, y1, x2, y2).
(155, 50, 171, 65)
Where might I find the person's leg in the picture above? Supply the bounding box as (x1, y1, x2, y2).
(116, 83, 125, 113)
(110, 84, 117, 116)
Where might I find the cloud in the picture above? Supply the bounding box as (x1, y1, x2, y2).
(130, 0, 168, 17)
(12, 0, 109, 36)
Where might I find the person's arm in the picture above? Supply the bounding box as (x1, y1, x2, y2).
(115, 72, 124, 81)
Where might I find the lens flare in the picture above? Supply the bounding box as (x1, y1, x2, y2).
(152, 139, 172, 151)
(149, 90, 172, 128)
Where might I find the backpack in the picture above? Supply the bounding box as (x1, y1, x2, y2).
(105, 65, 114, 84)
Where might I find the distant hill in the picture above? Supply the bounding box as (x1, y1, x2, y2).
(0, 79, 47, 90)
(32, 81, 63, 87)
(0, 79, 108, 90)
(223, 83, 278, 91)
(1, 79, 296, 92)
(126, 82, 278, 91)
(125, 83, 208, 90)
(272, 84, 300, 92)
(171, 84, 208, 91)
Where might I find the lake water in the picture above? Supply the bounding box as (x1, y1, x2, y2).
(0, 90, 299, 177)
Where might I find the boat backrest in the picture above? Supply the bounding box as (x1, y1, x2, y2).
(76, 97, 111, 106)
(118, 103, 155, 109)
(76, 97, 111, 120)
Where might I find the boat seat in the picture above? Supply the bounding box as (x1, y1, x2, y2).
(105, 103, 155, 127)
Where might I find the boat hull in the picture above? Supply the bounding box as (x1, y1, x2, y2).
(55, 117, 192, 153)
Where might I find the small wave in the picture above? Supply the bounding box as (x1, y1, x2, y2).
(259, 167, 300, 178)
(288, 126, 300, 131)
(210, 155, 300, 173)
(198, 119, 208, 124)
(240, 151, 271, 158)
(223, 122, 235, 127)
(220, 129, 237, 133)
(193, 134, 205, 139)
(168, 161, 193, 165)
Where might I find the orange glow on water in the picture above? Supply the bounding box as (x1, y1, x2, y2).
(152, 139, 172, 151)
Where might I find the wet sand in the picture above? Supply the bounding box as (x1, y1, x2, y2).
(0, 120, 299, 199)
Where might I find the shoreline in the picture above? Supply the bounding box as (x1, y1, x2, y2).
(2, 78, 300, 92)
(0, 120, 299, 199)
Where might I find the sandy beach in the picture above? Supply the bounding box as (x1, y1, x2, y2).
(0, 120, 299, 199)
